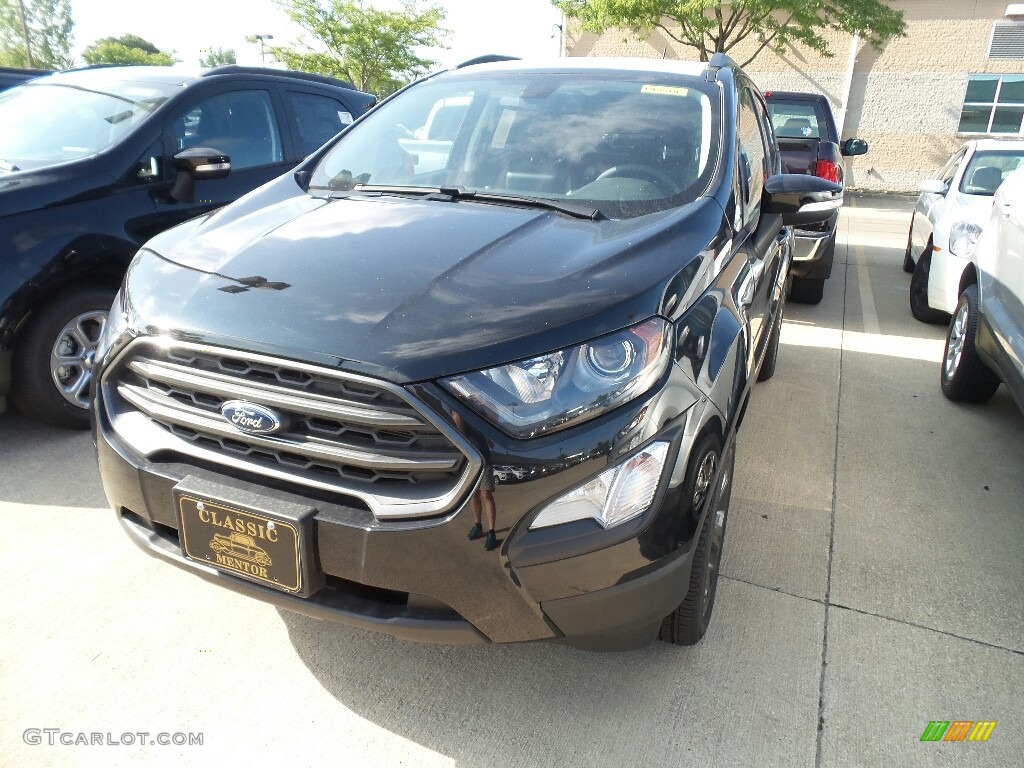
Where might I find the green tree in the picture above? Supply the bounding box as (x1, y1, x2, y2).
(82, 34, 176, 66)
(555, 0, 906, 66)
(271, 0, 448, 96)
(0, 0, 73, 69)
(199, 47, 236, 67)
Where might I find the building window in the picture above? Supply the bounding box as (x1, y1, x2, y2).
(958, 75, 1024, 134)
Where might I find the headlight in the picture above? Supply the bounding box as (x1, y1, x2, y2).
(441, 317, 671, 438)
(530, 442, 670, 529)
(949, 221, 983, 259)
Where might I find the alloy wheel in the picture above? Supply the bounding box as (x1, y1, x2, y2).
(692, 451, 717, 509)
(702, 449, 732, 611)
(50, 310, 107, 409)
(944, 301, 968, 381)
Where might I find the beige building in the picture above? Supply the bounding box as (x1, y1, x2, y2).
(566, 1, 1024, 192)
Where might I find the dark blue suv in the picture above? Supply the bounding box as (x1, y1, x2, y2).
(0, 65, 374, 427)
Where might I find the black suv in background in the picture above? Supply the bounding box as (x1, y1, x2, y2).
(0, 66, 48, 91)
(765, 90, 868, 304)
(0, 65, 374, 426)
(93, 55, 839, 650)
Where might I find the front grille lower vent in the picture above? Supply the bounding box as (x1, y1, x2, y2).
(103, 339, 479, 519)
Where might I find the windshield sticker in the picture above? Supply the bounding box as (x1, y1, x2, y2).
(641, 85, 690, 97)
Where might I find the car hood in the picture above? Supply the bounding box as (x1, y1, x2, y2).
(129, 188, 722, 382)
(0, 157, 113, 219)
(942, 192, 996, 227)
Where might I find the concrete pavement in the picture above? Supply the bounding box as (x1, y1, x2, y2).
(1, 195, 1022, 767)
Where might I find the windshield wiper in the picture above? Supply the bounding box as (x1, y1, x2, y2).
(323, 183, 603, 220)
(438, 186, 604, 221)
(329, 184, 431, 197)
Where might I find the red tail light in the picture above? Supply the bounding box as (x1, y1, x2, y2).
(814, 160, 841, 183)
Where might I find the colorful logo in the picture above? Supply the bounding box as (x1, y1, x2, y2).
(920, 721, 997, 742)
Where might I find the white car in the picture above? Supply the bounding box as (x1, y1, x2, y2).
(904, 139, 1024, 323)
(941, 166, 1024, 412)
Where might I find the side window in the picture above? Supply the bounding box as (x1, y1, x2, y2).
(287, 91, 353, 157)
(170, 90, 283, 171)
(737, 88, 769, 225)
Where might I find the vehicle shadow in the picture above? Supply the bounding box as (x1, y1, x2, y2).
(280, 609, 682, 765)
(278, 572, 824, 767)
(0, 410, 108, 507)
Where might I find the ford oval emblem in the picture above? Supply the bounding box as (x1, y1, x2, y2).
(220, 400, 284, 435)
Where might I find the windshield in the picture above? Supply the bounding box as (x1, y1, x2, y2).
(309, 71, 721, 219)
(0, 80, 178, 170)
(958, 149, 1024, 195)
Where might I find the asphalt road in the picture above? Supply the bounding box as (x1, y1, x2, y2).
(2, 195, 1022, 767)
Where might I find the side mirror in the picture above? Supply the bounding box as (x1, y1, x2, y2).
(763, 174, 843, 227)
(842, 138, 868, 157)
(919, 179, 948, 195)
(170, 147, 231, 203)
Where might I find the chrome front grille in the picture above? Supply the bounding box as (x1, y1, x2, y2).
(103, 338, 480, 519)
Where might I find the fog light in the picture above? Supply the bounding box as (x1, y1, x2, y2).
(529, 442, 670, 530)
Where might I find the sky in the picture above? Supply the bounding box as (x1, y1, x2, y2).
(69, 0, 566, 69)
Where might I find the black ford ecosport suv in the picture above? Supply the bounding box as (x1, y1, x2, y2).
(93, 55, 840, 650)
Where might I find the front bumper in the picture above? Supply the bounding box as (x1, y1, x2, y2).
(926, 247, 969, 315)
(95, 359, 724, 651)
(790, 211, 839, 280)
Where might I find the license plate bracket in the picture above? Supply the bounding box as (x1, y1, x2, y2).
(173, 476, 323, 597)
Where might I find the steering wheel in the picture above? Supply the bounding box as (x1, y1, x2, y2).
(595, 164, 678, 194)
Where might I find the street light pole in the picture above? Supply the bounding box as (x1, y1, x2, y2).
(16, 0, 35, 68)
(551, 23, 563, 58)
(253, 33, 274, 65)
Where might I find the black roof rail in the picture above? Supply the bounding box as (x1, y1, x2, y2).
(706, 52, 738, 80)
(0, 65, 51, 75)
(455, 55, 521, 69)
(202, 65, 359, 91)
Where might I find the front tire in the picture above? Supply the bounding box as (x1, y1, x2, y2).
(11, 286, 116, 429)
(941, 285, 1000, 403)
(909, 250, 947, 324)
(659, 434, 734, 646)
